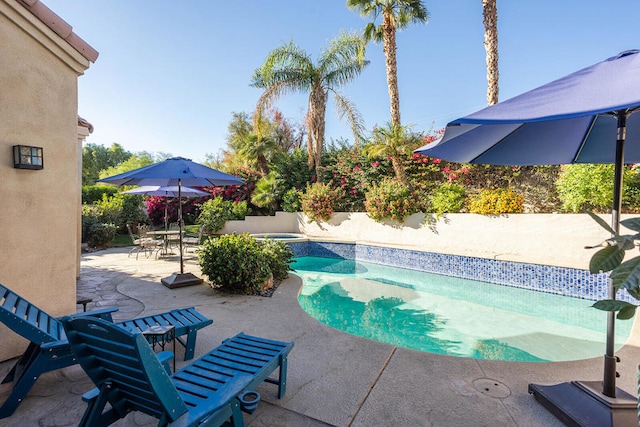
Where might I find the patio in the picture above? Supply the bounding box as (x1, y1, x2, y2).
(1, 247, 639, 426)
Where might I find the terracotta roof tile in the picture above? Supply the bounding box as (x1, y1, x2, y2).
(18, 0, 98, 63)
(78, 116, 94, 133)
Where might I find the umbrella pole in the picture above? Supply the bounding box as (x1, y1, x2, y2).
(160, 179, 203, 288)
(164, 200, 168, 231)
(178, 181, 184, 275)
(602, 112, 627, 398)
(529, 111, 637, 425)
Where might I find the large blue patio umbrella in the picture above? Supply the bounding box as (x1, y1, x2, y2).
(100, 157, 244, 288)
(415, 50, 640, 425)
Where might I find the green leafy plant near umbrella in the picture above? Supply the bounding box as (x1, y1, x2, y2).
(198, 233, 293, 294)
(587, 211, 640, 319)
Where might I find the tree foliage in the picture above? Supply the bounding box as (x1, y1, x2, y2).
(82, 143, 131, 185)
(251, 31, 369, 178)
(364, 121, 422, 186)
(251, 172, 283, 214)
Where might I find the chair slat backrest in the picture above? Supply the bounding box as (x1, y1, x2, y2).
(61, 316, 189, 422)
(0, 283, 61, 344)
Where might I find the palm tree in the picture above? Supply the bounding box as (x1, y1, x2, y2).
(364, 121, 421, 186)
(482, 0, 499, 105)
(347, 0, 429, 126)
(251, 172, 282, 214)
(237, 133, 279, 175)
(251, 31, 369, 179)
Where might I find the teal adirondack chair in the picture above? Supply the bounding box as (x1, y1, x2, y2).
(0, 283, 213, 419)
(61, 316, 294, 427)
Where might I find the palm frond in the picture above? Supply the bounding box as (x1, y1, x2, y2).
(320, 33, 369, 86)
(256, 42, 315, 86)
(333, 93, 366, 145)
(348, 1, 428, 39)
(346, 0, 381, 19)
(366, 121, 421, 157)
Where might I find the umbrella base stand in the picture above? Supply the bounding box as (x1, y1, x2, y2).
(161, 272, 204, 289)
(529, 381, 637, 426)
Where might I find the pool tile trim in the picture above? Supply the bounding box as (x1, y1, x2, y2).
(288, 240, 633, 303)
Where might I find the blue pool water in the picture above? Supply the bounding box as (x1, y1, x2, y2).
(294, 257, 635, 362)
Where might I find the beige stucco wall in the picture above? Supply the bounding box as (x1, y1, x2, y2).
(220, 212, 299, 235)
(222, 212, 629, 270)
(0, 1, 91, 361)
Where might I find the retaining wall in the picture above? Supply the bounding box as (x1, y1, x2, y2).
(222, 212, 633, 270)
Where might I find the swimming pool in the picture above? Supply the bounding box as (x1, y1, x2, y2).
(294, 256, 635, 362)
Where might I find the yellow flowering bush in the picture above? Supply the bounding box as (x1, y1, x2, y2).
(468, 188, 524, 215)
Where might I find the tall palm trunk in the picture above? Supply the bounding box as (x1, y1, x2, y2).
(307, 85, 328, 181)
(391, 153, 409, 187)
(482, 0, 499, 105)
(257, 154, 268, 175)
(383, 10, 401, 126)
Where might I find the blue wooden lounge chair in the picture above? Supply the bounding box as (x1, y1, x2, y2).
(61, 316, 294, 427)
(0, 283, 213, 419)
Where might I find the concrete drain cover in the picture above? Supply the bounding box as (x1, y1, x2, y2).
(473, 378, 511, 398)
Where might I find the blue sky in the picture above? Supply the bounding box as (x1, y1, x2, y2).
(44, 0, 640, 163)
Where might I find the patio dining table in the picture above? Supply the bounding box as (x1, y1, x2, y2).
(148, 230, 183, 256)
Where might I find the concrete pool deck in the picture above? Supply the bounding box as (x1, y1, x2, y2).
(1, 246, 639, 426)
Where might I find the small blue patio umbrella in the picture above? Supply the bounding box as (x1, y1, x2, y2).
(415, 50, 640, 425)
(100, 157, 244, 288)
(122, 185, 209, 231)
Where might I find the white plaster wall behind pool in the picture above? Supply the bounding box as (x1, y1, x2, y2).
(221, 211, 298, 234)
(222, 212, 634, 270)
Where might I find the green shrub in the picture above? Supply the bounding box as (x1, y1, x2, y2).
(468, 188, 524, 215)
(281, 188, 302, 212)
(81, 204, 116, 248)
(429, 183, 466, 216)
(364, 178, 420, 223)
(624, 165, 640, 212)
(555, 164, 640, 213)
(198, 233, 271, 294)
(556, 164, 615, 212)
(94, 193, 123, 224)
(197, 198, 249, 233)
(260, 239, 294, 282)
(198, 198, 228, 233)
(82, 185, 119, 204)
(87, 222, 117, 248)
(81, 209, 98, 244)
(301, 182, 345, 223)
(228, 200, 250, 220)
(81, 208, 117, 249)
(89, 193, 147, 232)
(119, 194, 148, 228)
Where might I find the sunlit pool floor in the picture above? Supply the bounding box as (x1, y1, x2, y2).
(294, 257, 634, 362)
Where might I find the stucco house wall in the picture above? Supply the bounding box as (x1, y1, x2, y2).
(0, 0, 96, 361)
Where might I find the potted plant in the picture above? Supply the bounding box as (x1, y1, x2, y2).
(587, 211, 640, 318)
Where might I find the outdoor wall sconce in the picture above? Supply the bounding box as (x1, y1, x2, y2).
(13, 145, 43, 170)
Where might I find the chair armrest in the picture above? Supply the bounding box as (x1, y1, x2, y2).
(82, 387, 100, 403)
(68, 307, 119, 322)
(157, 351, 174, 375)
(41, 338, 70, 349)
